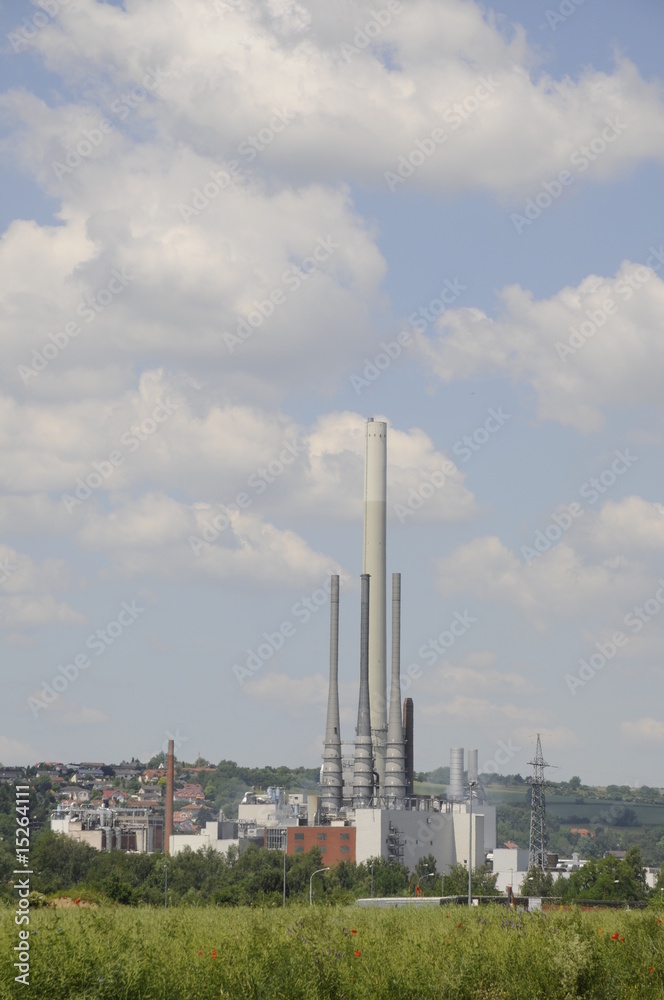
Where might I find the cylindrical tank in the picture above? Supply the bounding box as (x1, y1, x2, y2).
(448, 747, 465, 802)
(468, 749, 479, 785)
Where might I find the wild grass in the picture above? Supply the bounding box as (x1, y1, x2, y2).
(2, 903, 664, 998)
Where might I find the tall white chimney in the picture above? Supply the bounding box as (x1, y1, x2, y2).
(363, 418, 387, 790)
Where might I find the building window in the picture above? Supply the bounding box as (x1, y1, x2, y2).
(317, 833, 327, 841)
(294, 833, 304, 841)
(320, 846, 326, 853)
(340, 833, 350, 841)
(340, 846, 350, 854)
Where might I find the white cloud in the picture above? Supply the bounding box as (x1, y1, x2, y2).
(418, 260, 664, 430)
(0, 545, 84, 628)
(620, 717, 664, 746)
(0, 735, 38, 765)
(243, 671, 327, 715)
(17, 1, 664, 195)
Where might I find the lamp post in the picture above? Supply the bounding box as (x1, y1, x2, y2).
(468, 779, 477, 907)
(309, 867, 329, 905)
(283, 848, 287, 907)
(370, 861, 374, 898)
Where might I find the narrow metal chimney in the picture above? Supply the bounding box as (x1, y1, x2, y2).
(384, 573, 406, 804)
(320, 575, 343, 816)
(403, 697, 414, 796)
(353, 574, 374, 808)
(165, 738, 174, 855)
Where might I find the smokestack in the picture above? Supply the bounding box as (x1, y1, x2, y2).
(448, 747, 465, 802)
(321, 575, 343, 816)
(353, 574, 374, 808)
(468, 749, 479, 785)
(403, 697, 414, 796)
(363, 418, 387, 790)
(384, 573, 406, 804)
(165, 738, 174, 855)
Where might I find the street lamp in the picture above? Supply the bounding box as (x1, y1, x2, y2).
(309, 867, 330, 905)
(468, 779, 477, 907)
(283, 847, 287, 907)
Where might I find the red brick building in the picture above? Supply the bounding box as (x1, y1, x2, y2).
(286, 826, 356, 865)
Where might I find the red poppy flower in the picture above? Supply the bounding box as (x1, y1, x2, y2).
(354, 950, 361, 957)
(445, 915, 450, 919)
(659, 919, 662, 925)
(457, 922, 461, 927)
(650, 967, 654, 973)
(611, 933, 620, 940)
(198, 951, 203, 956)
(75, 897, 81, 905)
(620, 937, 624, 943)
(351, 929, 357, 935)
(211, 949, 217, 959)
(599, 930, 603, 934)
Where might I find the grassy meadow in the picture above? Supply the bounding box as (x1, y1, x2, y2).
(3, 903, 664, 999)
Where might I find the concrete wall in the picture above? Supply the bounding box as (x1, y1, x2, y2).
(170, 833, 239, 856)
(451, 812, 485, 870)
(354, 808, 461, 873)
(493, 847, 529, 873)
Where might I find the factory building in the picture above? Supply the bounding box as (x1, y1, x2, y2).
(163, 417, 495, 876)
(51, 805, 163, 853)
(316, 418, 490, 873)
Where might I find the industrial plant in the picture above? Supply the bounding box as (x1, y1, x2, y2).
(51, 418, 500, 883)
(166, 417, 497, 875)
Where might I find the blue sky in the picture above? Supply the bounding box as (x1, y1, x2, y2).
(1, 0, 664, 787)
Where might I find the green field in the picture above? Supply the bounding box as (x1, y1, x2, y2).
(4, 904, 664, 999)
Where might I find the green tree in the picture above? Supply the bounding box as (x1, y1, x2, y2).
(521, 866, 555, 897)
(442, 863, 499, 897)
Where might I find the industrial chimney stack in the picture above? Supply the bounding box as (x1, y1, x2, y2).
(384, 573, 406, 805)
(165, 738, 174, 855)
(363, 418, 387, 790)
(320, 575, 343, 816)
(353, 574, 374, 807)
